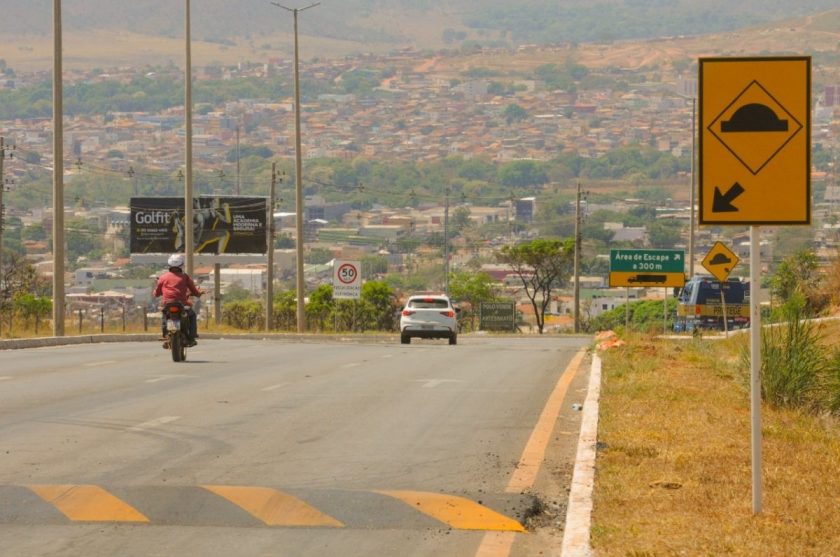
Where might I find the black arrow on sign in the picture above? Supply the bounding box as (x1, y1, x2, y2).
(712, 182, 745, 213)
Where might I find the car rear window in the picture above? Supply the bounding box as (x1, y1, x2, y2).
(408, 298, 449, 309)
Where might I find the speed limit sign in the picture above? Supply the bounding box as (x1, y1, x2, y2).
(333, 260, 361, 299)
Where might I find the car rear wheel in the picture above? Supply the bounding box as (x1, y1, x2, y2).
(449, 333, 457, 345)
(401, 333, 410, 344)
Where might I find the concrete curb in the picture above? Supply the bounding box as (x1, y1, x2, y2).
(561, 352, 601, 557)
(0, 333, 399, 351)
(0, 334, 157, 350)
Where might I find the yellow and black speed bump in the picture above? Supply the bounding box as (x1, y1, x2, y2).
(0, 485, 534, 531)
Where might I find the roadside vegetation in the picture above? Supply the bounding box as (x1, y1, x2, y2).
(592, 249, 840, 553)
(593, 330, 840, 555)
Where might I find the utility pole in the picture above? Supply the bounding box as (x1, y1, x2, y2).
(443, 187, 450, 295)
(236, 122, 242, 195)
(508, 193, 515, 245)
(53, 0, 65, 336)
(266, 163, 278, 331)
(574, 182, 582, 333)
(0, 137, 13, 288)
(271, 1, 319, 333)
(184, 0, 195, 275)
(127, 166, 138, 196)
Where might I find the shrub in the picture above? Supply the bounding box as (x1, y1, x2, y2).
(739, 302, 827, 412)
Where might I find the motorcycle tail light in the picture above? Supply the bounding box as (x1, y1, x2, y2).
(169, 306, 180, 314)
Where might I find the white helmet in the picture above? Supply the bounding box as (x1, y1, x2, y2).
(167, 253, 185, 268)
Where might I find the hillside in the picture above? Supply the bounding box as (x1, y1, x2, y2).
(1, 3, 839, 73)
(3, 1, 839, 50)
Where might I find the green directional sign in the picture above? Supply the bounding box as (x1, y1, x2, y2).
(609, 249, 686, 288)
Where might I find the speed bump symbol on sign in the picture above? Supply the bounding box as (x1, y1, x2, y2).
(699, 57, 810, 225)
(709, 81, 803, 176)
(702, 242, 740, 282)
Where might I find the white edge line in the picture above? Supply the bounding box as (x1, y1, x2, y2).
(560, 353, 601, 557)
(126, 416, 181, 432)
(261, 383, 287, 392)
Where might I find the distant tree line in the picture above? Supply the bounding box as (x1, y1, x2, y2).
(6, 145, 688, 216)
(0, 68, 395, 120)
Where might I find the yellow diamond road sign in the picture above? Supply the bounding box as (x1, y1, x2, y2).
(702, 241, 740, 282)
(699, 57, 810, 225)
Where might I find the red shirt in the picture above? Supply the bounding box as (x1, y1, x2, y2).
(153, 270, 201, 305)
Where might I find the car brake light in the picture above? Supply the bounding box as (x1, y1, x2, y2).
(402, 309, 415, 316)
(440, 310, 455, 318)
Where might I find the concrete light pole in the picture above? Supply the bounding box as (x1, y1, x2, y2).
(0, 137, 11, 287)
(271, 2, 319, 333)
(444, 187, 450, 295)
(184, 0, 195, 275)
(266, 163, 279, 331)
(574, 182, 582, 333)
(53, 0, 65, 336)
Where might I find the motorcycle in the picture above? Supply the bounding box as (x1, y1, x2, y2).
(162, 301, 191, 362)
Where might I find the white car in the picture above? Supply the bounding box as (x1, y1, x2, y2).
(400, 293, 459, 345)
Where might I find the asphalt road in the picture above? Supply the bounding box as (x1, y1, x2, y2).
(0, 335, 591, 557)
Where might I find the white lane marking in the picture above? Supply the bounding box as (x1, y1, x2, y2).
(0, 376, 12, 381)
(145, 375, 191, 384)
(261, 383, 289, 392)
(413, 379, 466, 389)
(84, 360, 119, 367)
(342, 363, 361, 369)
(127, 416, 181, 432)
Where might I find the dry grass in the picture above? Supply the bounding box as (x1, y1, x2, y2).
(592, 333, 840, 556)
(0, 317, 253, 339)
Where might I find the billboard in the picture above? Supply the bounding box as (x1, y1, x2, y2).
(130, 196, 267, 257)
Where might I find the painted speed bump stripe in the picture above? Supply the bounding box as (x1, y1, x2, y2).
(375, 490, 525, 532)
(28, 485, 149, 523)
(202, 485, 344, 527)
(5, 485, 530, 530)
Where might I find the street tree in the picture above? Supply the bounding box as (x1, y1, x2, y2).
(504, 103, 528, 124)
(307, 284, 334, 332)
(448, 270, 497, 331)
(272, 290, 297, 330)
(497, 238, 574, 334)
(771, 249, 823, 316)
(360, 280, 398, 331)
(0, 253, 50, 331)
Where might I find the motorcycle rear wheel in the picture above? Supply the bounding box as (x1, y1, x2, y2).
(171, 333, 183, 362)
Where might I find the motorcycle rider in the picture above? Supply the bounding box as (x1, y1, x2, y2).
(153, 253, 203, 346)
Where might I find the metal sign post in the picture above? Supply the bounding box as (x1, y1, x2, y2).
(750, 226, 762, 513)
